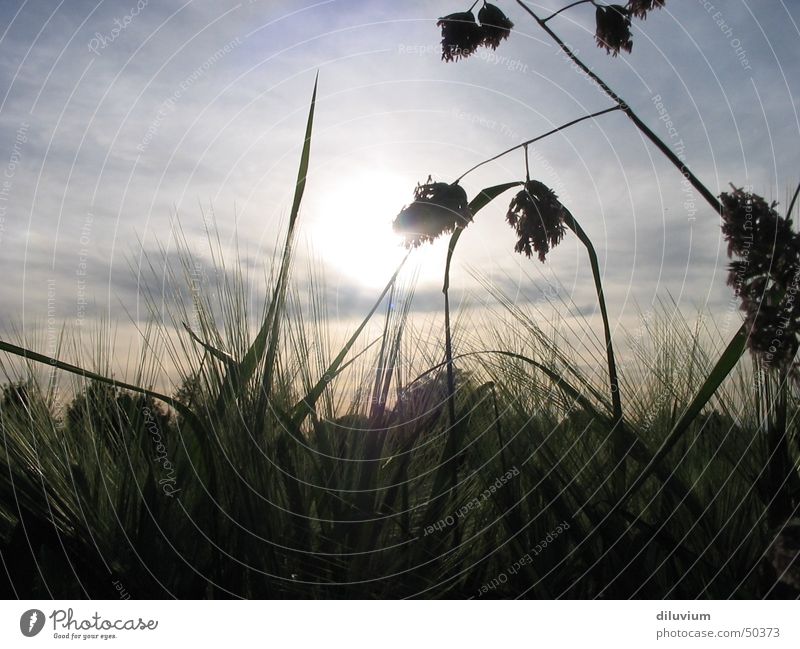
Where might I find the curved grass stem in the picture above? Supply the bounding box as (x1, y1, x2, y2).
(542, 0, 596, 23)
(456, 105, 621, 183)
(515, 0, 723, 217)
(563, 208, 627, 492)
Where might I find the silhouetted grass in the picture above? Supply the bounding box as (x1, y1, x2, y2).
(1, 75, 798, 600)
(1, 256, 797, 598)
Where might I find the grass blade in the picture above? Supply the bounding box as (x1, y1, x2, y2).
(0, 339, 203, 434)
(621, 323, 748, 506)
(215, 73, 319, 416)
(291, 251, 410, 426)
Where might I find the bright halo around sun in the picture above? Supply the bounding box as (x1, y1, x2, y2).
(311, 170, 444, 289)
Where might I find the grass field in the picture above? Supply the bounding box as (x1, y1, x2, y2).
(1, 45, 799, 598)
(0, 279, 798, 598)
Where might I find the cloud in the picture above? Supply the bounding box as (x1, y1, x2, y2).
(0, 0, 797, 377)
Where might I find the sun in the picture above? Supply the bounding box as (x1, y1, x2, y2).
(310, 170, 443, 289)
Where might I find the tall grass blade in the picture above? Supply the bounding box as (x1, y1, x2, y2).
(260, 73, 320, 401)
(0, 339, 203, 434)
(291, 252, 410, 426)
(215, 74, 319, 416)
(621, 323, 748, 507)
(182, 322, 236, 369)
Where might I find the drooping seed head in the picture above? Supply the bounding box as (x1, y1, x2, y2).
(478, 3, 514, 50)
(595, 5, 633, 56)
(437, 11, 483, 62)
(627, 0, 665, 20)
(506, 180, 566, 262)
(393, 178, 472, 248)
(721, 186, 800, 373)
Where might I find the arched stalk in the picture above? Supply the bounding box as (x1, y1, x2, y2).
(515, 0, 723, 217)
(456, 105, 620, 183)
(438, 182, 524, 495)
(562, 207, 627, 492)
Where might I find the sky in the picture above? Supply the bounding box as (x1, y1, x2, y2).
(0, 0, 798, 383)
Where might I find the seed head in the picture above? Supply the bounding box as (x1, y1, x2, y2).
(506, 180, 566, 262)
(627, 0, 665, 20)
(478, 3, 514, 50)
(595, 5, 633, 56)
(721, 186, 800, 373)
(393, 178, 472, 248)
(437, 11, 483, 62)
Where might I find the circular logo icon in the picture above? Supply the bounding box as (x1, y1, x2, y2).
(20, 609, 45, 637)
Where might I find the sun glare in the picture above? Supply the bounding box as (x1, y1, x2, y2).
(311, 170, 443, 289)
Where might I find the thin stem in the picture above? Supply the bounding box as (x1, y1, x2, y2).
(456, 105, 621, 183)
(443, 287, 458, 428)
(515, 0, 724, 217)
(542, 0, 595, 23)
(523, 144, 530, 182)
(563, 207, 626, 491)
(443, 229, 462, 432)
(468, 0, 480, 12)
(490, 383, 505, 467)
(786, 179, 800, 218)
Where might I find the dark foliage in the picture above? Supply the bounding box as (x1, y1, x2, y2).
(721, 186, 800, 374)
(627, 0, 665, 20)
(478, 3, 514, 50)
(595, 5, 633, 56)
(506, 180, 567, 262)
(393, 178, 472, 247)
(437, 11, 483, 61)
